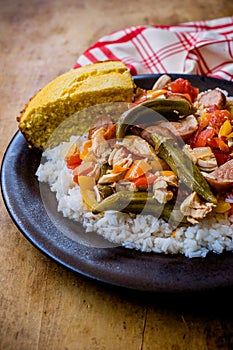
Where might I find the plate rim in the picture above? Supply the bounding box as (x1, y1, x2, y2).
(1, 74, 233, 293)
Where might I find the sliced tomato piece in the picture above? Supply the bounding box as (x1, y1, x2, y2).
(73, 175, 79, 184)
(192, 128, 215, 147)
(208, 109, 233, 133)
(212, 149, 232, 166)
(206, 136, 220, 149)
(215, 137, 229, 152)
(206, 105, 219, 113)
(168, 78, 199, 102)
(197, 112, 211, 131)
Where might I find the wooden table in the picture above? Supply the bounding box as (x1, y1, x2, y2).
(1, 1, 233, 349)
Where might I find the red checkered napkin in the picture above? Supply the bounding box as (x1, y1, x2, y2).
(74, 16, 233, 80)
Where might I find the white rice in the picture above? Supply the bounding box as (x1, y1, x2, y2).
(36, 138, 233, 258)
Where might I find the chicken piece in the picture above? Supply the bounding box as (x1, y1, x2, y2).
(108, 146, 133, 169)
(118, 135, 159, 160)
(162, 173, 179, 187)
(180, 192, 215, 224)
(73, 161, 100, 182)
(182, 144, 198, 164)
(153, 178, 173, 204)
(74, 161, 94, 175)
(98, 172, 125, 184)
(88, 116, 113, 139)
(182, 145, 218, 172)
(152, 173, 178, 204)
(64, 143, 78, 160)
(203, 159, 233, 191)
(87, 164, 101, 180)
(152, 74, 171, 90)
(115, 179, 137, 193)
(90, 127, 112, 163)
(197, 158, 218, 172)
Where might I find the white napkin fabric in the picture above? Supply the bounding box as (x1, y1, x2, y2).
(74, 17, 233, 80)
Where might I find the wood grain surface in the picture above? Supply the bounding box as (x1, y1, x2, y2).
(1, 1, 233, 349)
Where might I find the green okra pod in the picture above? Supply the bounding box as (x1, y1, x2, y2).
(92, 191, 153, 214)
(150, 132, 217, 204)
(97, 184, 115, 199)
(92, 190, 188, 225)
(116, 98, 196, 139)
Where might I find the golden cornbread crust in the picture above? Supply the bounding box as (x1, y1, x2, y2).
(17, 61, 134, 150)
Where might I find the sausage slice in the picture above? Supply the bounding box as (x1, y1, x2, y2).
(197, 89, 226, 109)
(203, 159, 233, 191)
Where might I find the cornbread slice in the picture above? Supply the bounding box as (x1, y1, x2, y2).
(17, 61, 134, 150)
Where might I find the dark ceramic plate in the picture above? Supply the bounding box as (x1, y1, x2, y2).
(1, 74, 233, 293)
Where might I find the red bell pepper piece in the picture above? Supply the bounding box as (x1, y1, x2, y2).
(66, 152, 82, 169)
(132, 172, 157, 187)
